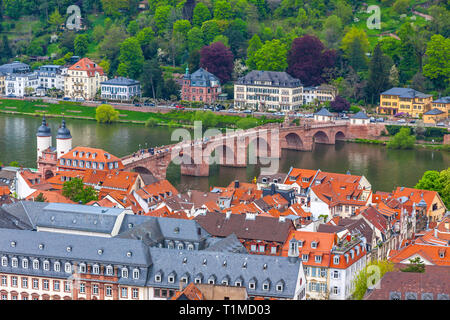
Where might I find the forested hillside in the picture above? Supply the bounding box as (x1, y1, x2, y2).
(0, 0, 448, 105)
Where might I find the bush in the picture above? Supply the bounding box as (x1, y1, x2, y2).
(145, 117, 158, 127)
(387, 127, 416, 149)
(95, 104, 119, 123)
(350, 106, 361, 113)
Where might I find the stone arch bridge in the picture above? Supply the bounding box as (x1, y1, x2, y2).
(121, 121, 385, 180)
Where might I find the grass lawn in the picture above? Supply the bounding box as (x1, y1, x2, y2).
(0, 99, 281, 129)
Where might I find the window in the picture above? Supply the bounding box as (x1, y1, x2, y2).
(54, 280, 60, 291)
(11, 276, 18, 287)
(320, 268, 327, 278)
(155, 274, 162, 282)
(315, 255, 322, 263)
(121, 287, 128, 298)
(333, 270, 340, 279)
(106, 286, 112, 297)
(92, 284, 99, 295)
(121, 268, 128, 278)
(271, 246, 277, 254)
(64, 281, 71, 292)
(12, 257, 18, 268)
(2, 276, 7, 286)
(79, 283, 85, 294)
(276, 284, 283, 292)
(311, 241, 317, 249)
(259, 245, 265, 253)
(251, 244, 257, 252)
(302, 254, 309, 262)
(65, 263, 72, 273)
(22, 277, 28, 288)
(33, 279, 39, 289)
(320, 283, 327, 293)
(1, 256, 7, 267)
(33, 259, 39, 270)
(92, 264, 100, 274)
(168, 275, 175, 283)
(332, 286, 339, 295)
(132, 288, 139, 299)
(79, 263, 86, 273)
(333, 256, 340, 265)
(43, 279, 49, 290)
(133, 269, 140, 279)
(106, 265, 113, 276)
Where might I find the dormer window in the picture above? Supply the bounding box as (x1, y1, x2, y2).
(121, 268, 128, 278)
(315, 255, 322, 263)
(12, 257, 18, 268)
(54, 261, 61, 272)
(298, 240, 304, 247)
(22, 258, 28, 269)
(276, 284, 283, 292)
(302, 254, 309, 261)
(1, 256, 7, 267)
(333, 256, 340, 265)
(311, 241, 317, 249)
(93, 264, 100, 274)
(133, 269, 140, 279)
(43, 260, 49, 271)
(248, 281, 256, 290)
(155, 273, 162, 282)
(262, 282, 270, 291)
(65, 263, 72, 273)
(79, 263, 86, 273)
(106, 265, 113, 276)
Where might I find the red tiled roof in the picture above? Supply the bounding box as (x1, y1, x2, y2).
(26, 190, 75, 204)
(389, 244, 450, 266)
(68, 57, 105, 76)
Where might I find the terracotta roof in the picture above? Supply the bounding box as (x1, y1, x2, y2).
(26, 190, 75, 204)
(135, 179, 178, 203)
(58, 146, 123, 171)
(393, 187, 440, 213)
(389, 244, 450, 266)
(172, 282, 205, 300)
(68, 57, 105, 76)
(284, 168, 318, 189)
(0, 186, 10, 196)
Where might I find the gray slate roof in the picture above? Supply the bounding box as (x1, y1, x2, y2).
(424, 108, 445, 115)
(36, 117, 52, 137)
(0, 61, 30, 74)
(147, 246, 301, 298)
(100, 76, 140, 86)
(432, 96, 450, 104)
(351, 111, 369, 119)
(314, 107, 333, 116)
(204, 234, 248, 254)
(56, 119, 72, 139)
(381, 87, 432, 99)
(184, 68, 220, 87)
(236, 70, 302, 88)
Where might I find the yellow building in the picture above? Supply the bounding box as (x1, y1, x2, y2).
(377, 87, 433, 118)
(0, 73, 5, 95)
(64, 57, 107, 100)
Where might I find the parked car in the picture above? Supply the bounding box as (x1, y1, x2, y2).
(397, 119, 406, 123)
(63, 97, 71, 101)
(228, 109, 238, 113)
(75, 97, 85, 102)
(134, 103, 141, 107)
(144, 102, 155, 106)
(409, 120, 416, 124)
(243, 109, 253, 114)
(436, 122, 445, 127)
(175, 105, 185, 109)
(341, 115, 349, 120)
(376, 118, 384, 122)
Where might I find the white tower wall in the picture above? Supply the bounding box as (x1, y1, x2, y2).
(56, 138, 72, 158)
(37, 136, 52, 160)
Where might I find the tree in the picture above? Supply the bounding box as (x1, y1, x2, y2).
(352, 260, 394, 300)
(253, 39, 288, 71)
(330, 96, 350, 112)
(187, 27, 205, 53)
(136, 27, 154, 47)
(201, 20, 221, 44)
(0, 35, 13, 64)
(389, 65, 399, 87)
(366, 43, 391, 105)
(74, 34, 90, 57)
(95, 104, 120, 123)
(287, 35, 337, 86)
(62, 177, 98, 204)
(101, 0, 128, 18)
(193, 2, 211, 26)
(415, 168, 450, 209)
(127, 20, 139, 36)
(387, 127, 415, 149)
(34, 193, 47, 202)
(393, 0, 409, 14)
(225, 18, 248, 57)
(141, 58, 163, 99)
(200, 42, 234, 82)
(400, 257, 426, 273)
(246, 34, 263, 70)
(322, 15, 343, 49)
(341, 27, 369, 71)
(333, 0, 352, 24)
(214, 0, 233, 20)
(212, 35, 229, 47)
(423, 34, 450, 91)
(154, 5, 172, 34)
(48, 8, 64, 31)
(173, 20, 192, 39)
(118, 37, 144, 79)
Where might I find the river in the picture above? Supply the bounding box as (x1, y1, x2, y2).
(0, 113, 448, 193)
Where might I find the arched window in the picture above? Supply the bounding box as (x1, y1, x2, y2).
(33, 259, 39, 270)
(65, 263, 72, 273)
(133, 269, 139, 280)
(92, 264, 100, 274)
(54, 261, 61, 272)
(121, 268, 128, 278)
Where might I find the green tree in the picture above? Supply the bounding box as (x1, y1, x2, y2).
(214, 0, 233, 20)
(322, 15, 343, 49)
(387, 127, 415, 149)
(389, 64, 399, 87)
(48, 8, 64, 31)
(400, 257, 426, 273)
(341, 27, 369, 71)
(74, 34, 90, 57)
(193, 110, 219, 128)
(366, 43, 391, 105)
(173, 19, 192, 39)
(201, 20, 221, 44)
(154, 5, 172, 34)
(101, 0, 127, 18)
(187, 27, 204, 52)
(415, 168, 450, 209)
(246, 34, 262, 70)
(118, 37, 144, 79)
(423, 34, 450, 91)
(212, 35, 229, 47)
(34, 193, 47, 202)
(9, 161, 19, 167)
(92, 25, 105, 43)
(333, 0, 352, 24)
(393, 0, 409, 14)
(127, 20, 139, 36)
(95, 104, 120, 123)
(136, 27, 154, 47)
(193, 2, 212, 27)
(352, 260, 394, 300)
(62, 177, 98, 204)
(253, 39, 288, 71)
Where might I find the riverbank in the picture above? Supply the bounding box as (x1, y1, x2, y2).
(349, 138, 450, 151)
(0, 98, 281, 129)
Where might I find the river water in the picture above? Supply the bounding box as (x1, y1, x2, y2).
(0, 113, 448, 193)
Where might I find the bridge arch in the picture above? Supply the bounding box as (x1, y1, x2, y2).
(335, 131, 346, 141)
(132, 166, 155, 176)
(312, 130, 330, 144)
(284, 132, 304, 149)
(208, 143, 237, 166)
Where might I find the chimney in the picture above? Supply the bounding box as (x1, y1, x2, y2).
(234, 180, 239, 189)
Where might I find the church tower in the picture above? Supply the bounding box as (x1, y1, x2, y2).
(36, 116, 52, 161)
(56, 119, 72, 158)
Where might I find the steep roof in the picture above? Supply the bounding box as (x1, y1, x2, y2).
(314, 107, 333, 116)
(236, 70, 302, 88)
(389, 244, 450, 266)
(351, 111, 369, 119)
(68, 57, 104, 76)
(381, 87, 432, 99)
(424, 108, 445, 115)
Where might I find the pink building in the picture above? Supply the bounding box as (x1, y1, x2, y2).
(181, 67, 221, 103)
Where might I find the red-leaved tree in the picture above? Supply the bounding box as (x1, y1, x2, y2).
(287, 35, 337, 86)
(200, 42, 234, 83)
(330, 96, 350, 112)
